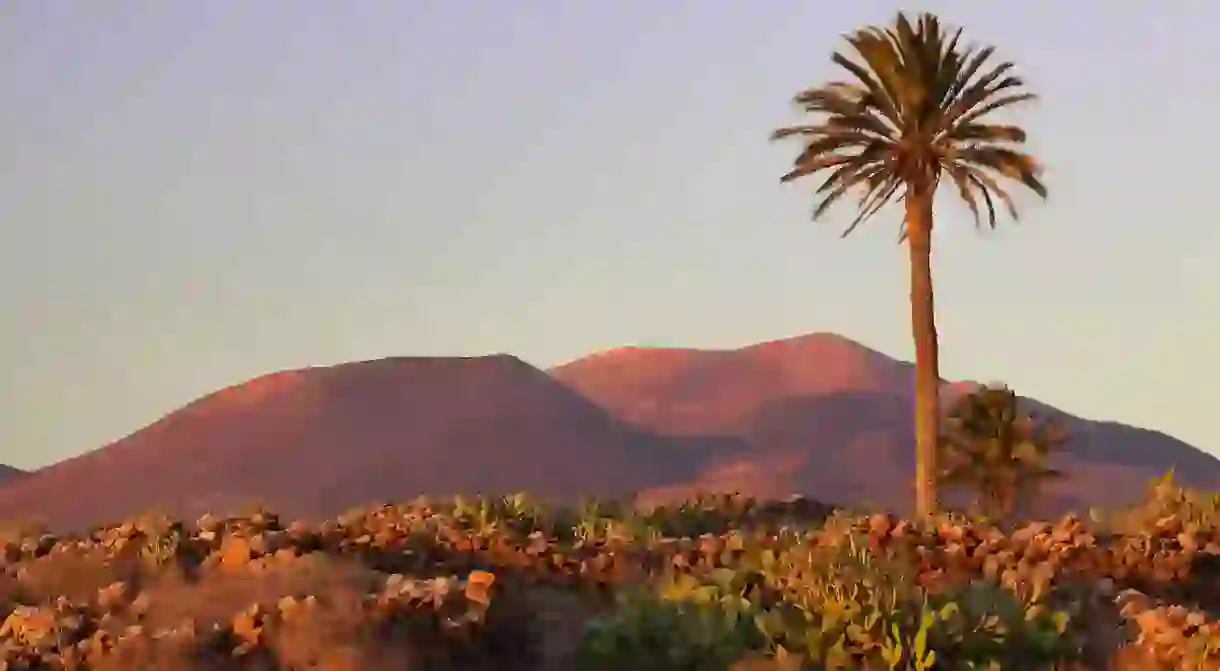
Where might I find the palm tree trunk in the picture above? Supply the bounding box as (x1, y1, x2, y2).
(997, 485, 1017, 520)
(906, 191, 940, 517)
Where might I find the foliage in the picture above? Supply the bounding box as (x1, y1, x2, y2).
(1, 484, 1220, 668)
(1109, 470, 1220, 534)
(938, 383, 1066, 520)
(580, 583, 764, 670)
(577, 520, 1083, 669)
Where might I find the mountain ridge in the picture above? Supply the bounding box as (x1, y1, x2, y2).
(0, 333, 1210, 529)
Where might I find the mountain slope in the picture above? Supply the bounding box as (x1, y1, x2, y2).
(550, 333, 917, 433)
(0, 355, 740, 531)
(552, 333, 1220, 513)
(0, 465, 26, 485)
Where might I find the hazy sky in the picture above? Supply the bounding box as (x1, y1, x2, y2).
(2, 2, 1217, 470)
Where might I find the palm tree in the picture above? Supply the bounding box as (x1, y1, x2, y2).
(770, 12, 1047, 515)
(938, 384, 1065, 520)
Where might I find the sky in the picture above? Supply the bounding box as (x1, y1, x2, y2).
(1, 1, 1216, 470)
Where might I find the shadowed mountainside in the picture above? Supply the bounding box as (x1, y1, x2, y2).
(0, 466, 25, 484)
(550, 332, 1220, 514)
(0, 355, 743, 531)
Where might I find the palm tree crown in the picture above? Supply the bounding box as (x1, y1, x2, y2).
(771, 12, 1047, 237)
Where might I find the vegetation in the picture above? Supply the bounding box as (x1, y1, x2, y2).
(0, 482, 1218, 669)
(938, 384, 1065, 521)
(771, 12, 1048, 516)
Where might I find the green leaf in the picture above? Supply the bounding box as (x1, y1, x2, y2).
(939, 602, 961, 621)
(710, 567, 737, 589)
(691, 585, 720, 604)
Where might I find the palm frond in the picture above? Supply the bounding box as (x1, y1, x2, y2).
(949, 123, 1026, 144)
(953, 92, 1038, 129)
(812, 163, 887, 220)
(844, 176, 902, 237)
(944, 164, 987, 229)
(960, 167, 1017, 222)
(829, 51, 902, 128)
(957, 147, 1047, 198)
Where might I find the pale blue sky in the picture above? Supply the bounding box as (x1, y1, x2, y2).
(1, 2, 1216, 470)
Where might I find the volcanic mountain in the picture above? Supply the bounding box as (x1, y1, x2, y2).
(4, 332, 1212, 530)
(550, 332, 1220, 514)
(0, 355, 741, 531)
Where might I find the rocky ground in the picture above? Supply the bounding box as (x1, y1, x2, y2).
(0, 480, 1219, 669)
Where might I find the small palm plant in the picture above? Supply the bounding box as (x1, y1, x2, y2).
(938, 383, 1065, 520)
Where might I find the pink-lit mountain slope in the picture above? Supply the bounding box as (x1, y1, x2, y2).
(0, 355, 741, 531)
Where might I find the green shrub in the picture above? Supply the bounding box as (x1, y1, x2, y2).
(579, 582, 763, 670)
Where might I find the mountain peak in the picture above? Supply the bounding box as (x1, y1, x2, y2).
(740, 331, 892, 359)
(211, 369, 312, 409)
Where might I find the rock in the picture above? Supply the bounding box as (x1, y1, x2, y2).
(0, 542, 21, 563)
(230, 604, 265, 646)
(217, 536, 254, 571)
(464, 570, 496, 605)
(0, 606, 59, 649)
(96, 582, 130, 611)
(246, 534, 270, 557)
(130, 592, 153, 618)
(197, 513, 221, 533)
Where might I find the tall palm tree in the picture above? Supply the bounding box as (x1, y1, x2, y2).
(770, 12, 1047, 515)
(939, 384, 1065, 520)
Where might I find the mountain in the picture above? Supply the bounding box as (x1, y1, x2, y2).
(550, 332, 1220, 514)
(0, 355, 742, 531)
(549, 335, 913, 434)
(6, 332, 1209, 529)
(0, 465, 26, 483)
